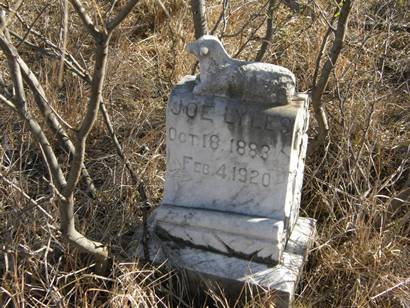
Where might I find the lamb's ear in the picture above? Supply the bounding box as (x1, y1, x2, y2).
(200, 47, 209, 56)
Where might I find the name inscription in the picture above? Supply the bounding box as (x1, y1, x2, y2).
(169, 100, 292, 134)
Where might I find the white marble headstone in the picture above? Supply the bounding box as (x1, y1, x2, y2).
(152, 74, 308, 264)
(134, 36, 316, 307)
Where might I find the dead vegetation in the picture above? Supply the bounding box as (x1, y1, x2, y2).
(0, 0, 409, 307)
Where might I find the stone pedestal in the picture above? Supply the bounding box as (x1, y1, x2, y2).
(133, 216, 315, 308)
(132, 36, 316, 307)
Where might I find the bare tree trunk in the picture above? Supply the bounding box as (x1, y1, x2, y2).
(0, 32, 66, 191)
(17, 52, 97, 197)
(60, 196, 108, 271)
(310, 0, 353, 151)
(255, 0, 276, 61)
(191, 0, 208, 39)
(0, 0, 141, 274)
(0, 30, 107, 270)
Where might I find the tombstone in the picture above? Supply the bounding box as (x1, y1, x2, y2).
(132, 35, 316, 307)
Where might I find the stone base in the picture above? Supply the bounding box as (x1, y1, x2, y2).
(130, 217, 316, 308)
(153, 204, 285, 264)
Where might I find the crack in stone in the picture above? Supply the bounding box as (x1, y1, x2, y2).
(155, 225, 278, 266)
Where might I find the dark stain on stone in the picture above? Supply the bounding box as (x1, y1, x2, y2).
(155, 225, 279, 266)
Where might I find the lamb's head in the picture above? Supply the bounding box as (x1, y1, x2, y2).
(185, 35, 231, 64)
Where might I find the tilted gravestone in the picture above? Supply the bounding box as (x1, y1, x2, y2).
(133, 35, 316, 307)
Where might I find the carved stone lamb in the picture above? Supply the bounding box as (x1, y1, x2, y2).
(185, 35, 296, 106)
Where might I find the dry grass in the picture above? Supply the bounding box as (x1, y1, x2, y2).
(0, 0, 409, 306)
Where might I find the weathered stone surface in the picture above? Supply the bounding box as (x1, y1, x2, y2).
(157, 76, 308, 263)
(162, 76, 308, 230)
(185, 35, 296, 106)
(153, 205, 285, 264)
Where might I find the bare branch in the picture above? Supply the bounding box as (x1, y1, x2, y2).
(16, 54, 97, 196)
(2, 19, 97, 195)
(314, 1, 352, 96)
(68, 0, 101, 38)
(100, 99, 150, 259)
(59, 195, 108, 265)
(210, 0, 229, 35)
(255, 0, 276, 61)
(58, 0, 69, 88)
(1, 0, 144, 270)
(310, 0, 353, 150)
(312, 0, 336, 31)
(0, 0, 23, 32)
(10, 15, 142, 189)
(191, 0, 208, 39)
(9, 16, 141, 197)
(0, 39, 26, 109)
(0, 33, 66, 191)
(233, 15, 266, 58)
(9, 27, 89, 81)
(64, 36, 110, 197)
(15, 114, 67, 192)
(0, 10, 9, 38)
(0, 93, 17, 110)
(371, 278, 410, 301)
(222, 0, 268, 38)
(1, 31, 108, 267)
(0, 171, 53, 220)
(100, 100, 137, 182)
(312, 24, 333, 87)
(16, 4, 50, 48)
(106, 0, 139, 32)
(311, 4, 339, 87)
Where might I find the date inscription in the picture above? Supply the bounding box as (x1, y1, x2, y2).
(169, 127, 271, 160)
(182, 156, 273, 188)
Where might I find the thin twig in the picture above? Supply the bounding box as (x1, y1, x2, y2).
(210, 0, 229, 35)
(0, 33, 67, 191)
(0, 171, 53, 220)
(10, 28, 89, 81)
(312, 18, 335, 87)
(11, 20, 145, 200)
(64, 34, 110, 196)
(106, 0, 140, 31)
(222, 0, 268, 38)
(68, 0, 101, 38)
(16, 4, 50, 48)
(20, 18, 149, 195)
(58, 0, 69, 88)
(233, 16, 266, 58)
(0, 93, 17, 110)
(100, 99, 139, 184)
(0, 0, 23, 32)
(370, 278, 410, 301)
